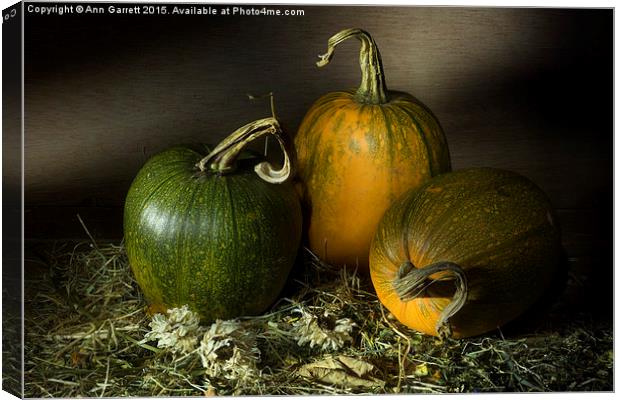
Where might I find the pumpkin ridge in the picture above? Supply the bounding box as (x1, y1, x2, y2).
(404, 103, 450, 169)
(133, 172, 195, 306)
(457, 219, 557, 269)
(330, 112, 347, 141)
(395, 105, 438, 177)
(225, 176, 241, 308)
(130, 160, 196, 218)
(370, 193, 412, 268)
(376, 105, 394, 160)
(301, 95, 352, 138)
(298, 106, 346, 199)
(409, 168, 515, 225)
(301, 92, 353, 129)
(190, 176, 214, 314)
(383, 105, 411, 157)
(178, 179, 201, 305)
(406, 172, 524, 259)
(385, 103, 433, 166)
(377, 105, 409, 197)
(409, 191, 477, 262)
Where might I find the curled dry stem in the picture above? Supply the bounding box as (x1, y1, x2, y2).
(393, 261, 468, 339)
(196, 117, 294, 184)
(315, 27, 388, 104)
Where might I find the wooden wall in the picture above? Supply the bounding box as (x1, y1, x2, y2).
(23, 6, 612, 312)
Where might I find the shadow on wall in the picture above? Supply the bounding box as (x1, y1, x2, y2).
(23, 7, 612, 210)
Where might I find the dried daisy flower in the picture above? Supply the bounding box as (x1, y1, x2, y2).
(143, 305, 201, 354)
(290, 307, 356, 351)
(198, 319, 261, 386)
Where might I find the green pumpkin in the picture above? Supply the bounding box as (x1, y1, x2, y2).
(124, 117, 302, 321)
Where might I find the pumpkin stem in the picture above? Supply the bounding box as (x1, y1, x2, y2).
(247, 91, 278, 120)
(195, 117, 295, 184)
(317, 28, 389, 105)
(247, 92, 278, 158)
(393, 260, 468, 339)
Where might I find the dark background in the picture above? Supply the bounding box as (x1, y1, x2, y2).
(3, 3, 24, 396)
(22, 5, 613, 318)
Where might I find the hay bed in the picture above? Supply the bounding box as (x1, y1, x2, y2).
(22, 241, 612, 397)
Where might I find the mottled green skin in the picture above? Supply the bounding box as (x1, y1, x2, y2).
(370, 168, 563, 338)
(124, 145, 302, 321)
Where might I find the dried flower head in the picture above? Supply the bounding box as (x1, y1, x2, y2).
(198, 319, 261, 386)
(290, 307, 356, 351)
(143, 305, 200, 354)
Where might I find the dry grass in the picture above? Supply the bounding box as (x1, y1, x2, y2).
(23, 241, 613, 397)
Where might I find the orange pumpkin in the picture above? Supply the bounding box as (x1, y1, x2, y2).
(295, 28, 451, 272)
(369, 168, 563, 338)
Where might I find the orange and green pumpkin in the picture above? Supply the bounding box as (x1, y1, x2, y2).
(295, 28, 451, 272)
(369, 168, 563, 338)
(124, 117, 302, 321)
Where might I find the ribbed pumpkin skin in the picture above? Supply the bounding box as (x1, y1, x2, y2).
(295, 90, 451, 271)
(124, 146, 302, 321)
(369, 168, 562, 338)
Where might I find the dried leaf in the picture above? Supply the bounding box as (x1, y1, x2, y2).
(297, 355, 384, 388)
(338, 355, 376, 377)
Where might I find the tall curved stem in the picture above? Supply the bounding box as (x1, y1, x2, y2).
(317, 28, 389, 105)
